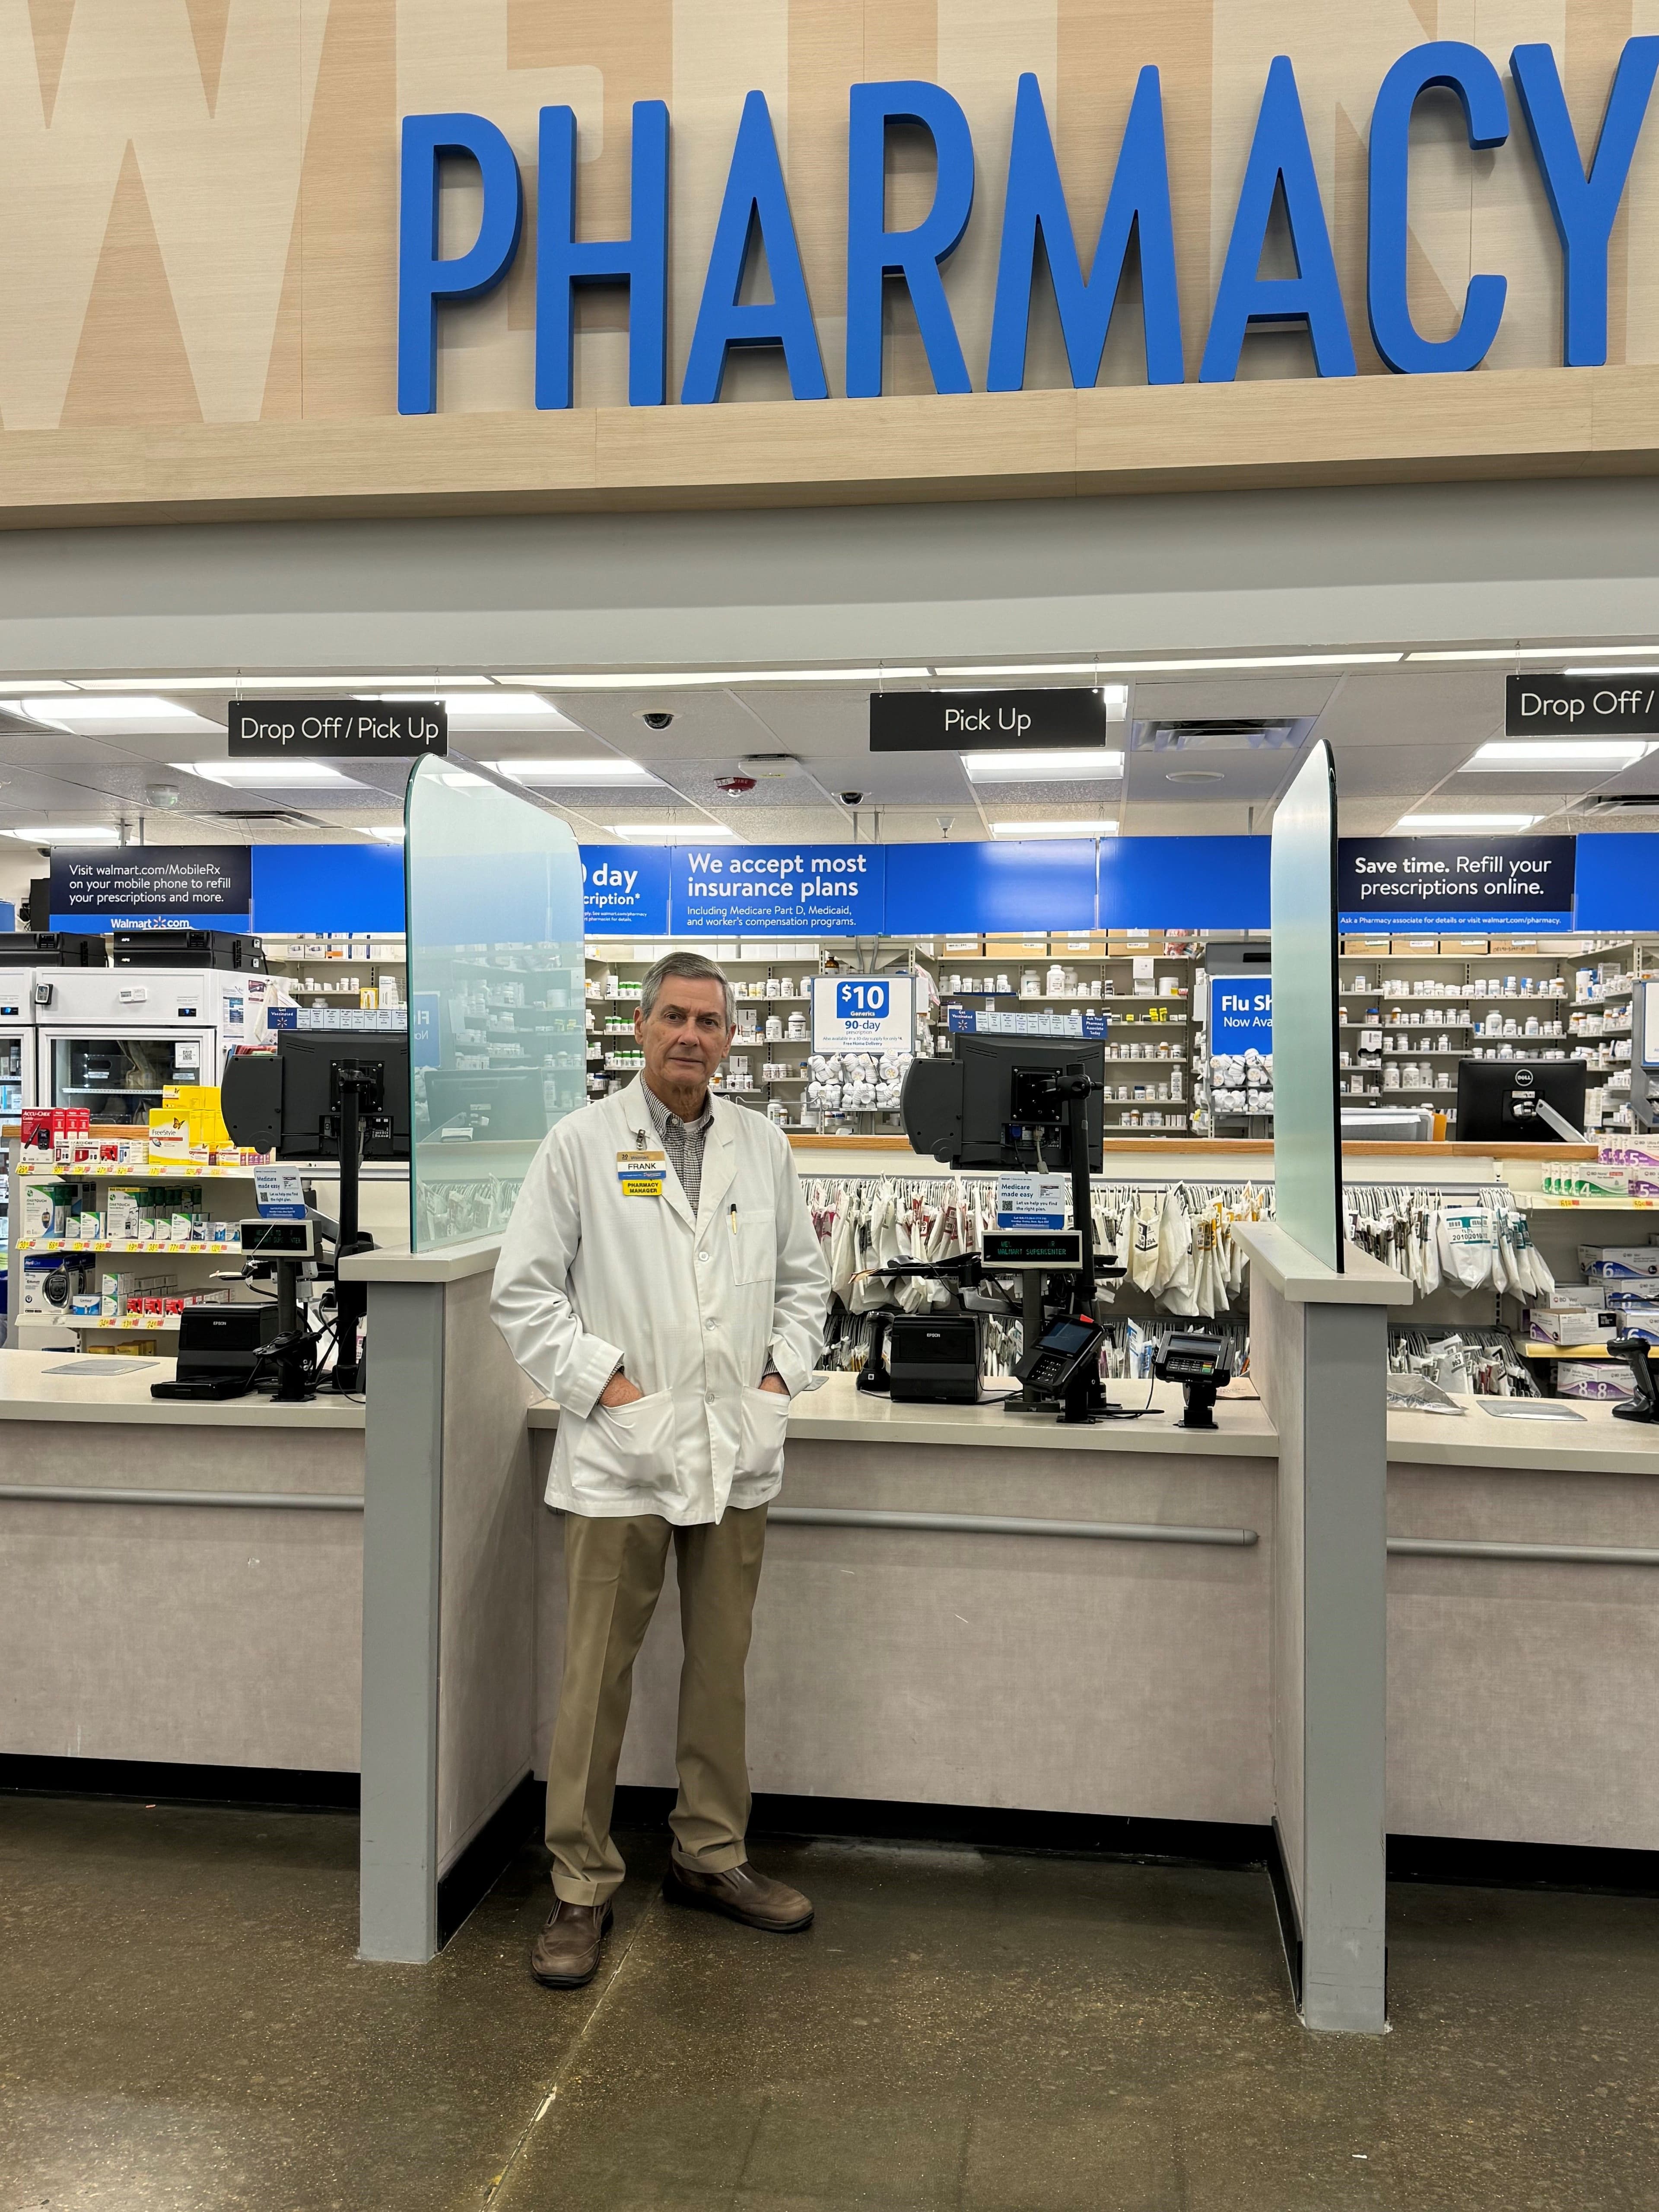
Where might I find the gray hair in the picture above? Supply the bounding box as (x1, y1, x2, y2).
(639, 950, 735, 1027)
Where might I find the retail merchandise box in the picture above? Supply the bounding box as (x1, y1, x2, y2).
(1391, 936, 1440, 953)
(1528, 1307, 1622, 1347)
(983, 933, 1051, 955)
(1438, 935, 1490, 954)
(1343, 935, 1392, 955)
(1049, 931, 1110, 955)
(1555, 1360, 1637, 1401)
(1579, 1244, 1659, 1281)
(1488, 936, 1543, 952)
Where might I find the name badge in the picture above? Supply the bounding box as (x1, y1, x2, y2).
(617, 1148, 667, 1197)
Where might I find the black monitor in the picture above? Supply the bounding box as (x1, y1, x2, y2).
(220, 1034, 412, 1160)
(1455, 1058, 1588, 1144)
(902, 1036, 1106, 1168)
(419, 1068, 550, 1143)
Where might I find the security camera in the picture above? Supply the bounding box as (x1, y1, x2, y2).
(640, 710, 674, 730)
(145, 784, 181, 808)
(839, 790, 865, 805)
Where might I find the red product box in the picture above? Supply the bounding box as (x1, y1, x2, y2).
(142, 1297, 165, 1317)
(162, 1297, 184, 1317)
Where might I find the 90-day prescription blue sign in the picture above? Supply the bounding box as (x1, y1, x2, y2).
(811, 973, 914, 1051)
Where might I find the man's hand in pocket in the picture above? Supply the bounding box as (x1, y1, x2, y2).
(600, 1370, 645, 1408)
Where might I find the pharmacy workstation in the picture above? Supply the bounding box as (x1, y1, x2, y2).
(2, 755, 1656, 2036)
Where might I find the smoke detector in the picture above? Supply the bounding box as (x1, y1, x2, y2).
(715, 775, 758, 794)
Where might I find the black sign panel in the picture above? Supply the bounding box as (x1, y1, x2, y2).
(229, 698, 448, 760)
(50, 845, 252, 918)
(870, 688, 1109, 752)
(1337, 835, 1576, 928)
(1505, 673, 1659, 737)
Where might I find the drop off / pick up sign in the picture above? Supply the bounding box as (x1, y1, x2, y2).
(229, 699, 448, 759)
(1506, 673, 1659, 736)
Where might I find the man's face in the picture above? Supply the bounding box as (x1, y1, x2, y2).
(635, 975, 734, 1096)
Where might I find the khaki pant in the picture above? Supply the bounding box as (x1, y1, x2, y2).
(545, 1503, 768, 1906)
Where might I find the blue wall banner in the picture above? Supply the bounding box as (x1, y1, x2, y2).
(1337, 834, 1575, 931)
(881, 839, 1095, 934)
(1573, 833, 1659, 930)
(579, 846, 671, 933)
(250, 845, 407, 934)
(1211, 975, 1274, 1056)
(670, 842, 885, 934)
(1098, 836, 1270, 928)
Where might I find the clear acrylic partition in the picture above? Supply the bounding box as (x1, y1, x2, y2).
(1269, 739, 1344, 1270)
(404, 757, 586, 1251)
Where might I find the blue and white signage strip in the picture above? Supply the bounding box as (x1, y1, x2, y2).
(671, 843, 886, 935)
(811, 973, 914, 1052)
(579, 846, 671, 934)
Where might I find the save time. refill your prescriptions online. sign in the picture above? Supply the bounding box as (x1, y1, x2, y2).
(398, 38, 1659, 411)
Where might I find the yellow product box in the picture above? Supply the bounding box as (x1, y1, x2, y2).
(153, 1084, 232, 1150)
(84, 1338, 159, 1357)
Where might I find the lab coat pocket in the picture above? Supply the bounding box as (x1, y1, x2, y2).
(737, 1385, 791, 1479)
(730, 1210, 775, 1287)
(574, 1389, 677, 1488)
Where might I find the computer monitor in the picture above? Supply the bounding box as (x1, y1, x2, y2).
(1455, 1058, 1588, 1144)
(419, 1068, 550, 1143)
(902, 1036, 1106, 1168)
(221, 1033, 411, 1161)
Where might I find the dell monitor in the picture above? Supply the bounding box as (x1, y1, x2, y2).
(902, 1036, 1106, 1169)
(1455, 1058, 1588, 1144)
(222, 1034, 411, 1161)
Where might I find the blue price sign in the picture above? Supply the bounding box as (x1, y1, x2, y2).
(836, 979, 888, 1020)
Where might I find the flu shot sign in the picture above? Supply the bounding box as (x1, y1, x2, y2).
(811, 973, 914, 1051)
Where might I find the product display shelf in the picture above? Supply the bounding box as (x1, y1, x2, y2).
(260, 932, 407, 1012)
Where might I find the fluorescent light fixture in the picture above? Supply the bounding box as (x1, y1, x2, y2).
(990, 818, 1119, 837)
(367, 691, 578, 725)
(172, 759, 365, 788)
(487, 757, 660, 784)
(1058, 653, 1400, 674)
(362, 825, 405, 841)
(1405, 647, 1654, 663)
(1396, 812, 1541, 830)
(18, 694, 213, 723)
(606, 823, 739, 840)
(1564, 666, 1659, 677)
(965, 750, 1125, 782)
(0, 679, 74, 692)
(1462, 740, 1656, 769)
(73, 674, 495, 689)
(523, 667, 931, 689)
(3, 823, 121, 844)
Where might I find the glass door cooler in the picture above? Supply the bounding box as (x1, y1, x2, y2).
(41, 1029, 210, 1125)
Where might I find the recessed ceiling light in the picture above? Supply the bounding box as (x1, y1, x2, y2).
(1405, 647, 1651, 663)
(1563, 666, 1659, 678)
(487, 757, 661, 783)
(365, 691, 579, 727)
(0, 679, 75, 692)
(1396, 811, 1541, 830)
(1462, 740, 1656, 769)
(1165, 769, 1227, 782)
(523, 668, 931, 689)
(72, 674, 494, 690)
(17, 694, 216, 723)
(963, 750, 1124, 782)
(990, 818, 1119, 837)
(172, 759, 366, 788)
(1090, 653, 1401, 674)
(3, 823, 121, 844)
(606, 823, 739, 840)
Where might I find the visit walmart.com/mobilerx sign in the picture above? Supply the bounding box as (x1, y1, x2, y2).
(229, 699, 448, 761)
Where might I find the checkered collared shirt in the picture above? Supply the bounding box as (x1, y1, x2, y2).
(640, 1079, 716, 1217)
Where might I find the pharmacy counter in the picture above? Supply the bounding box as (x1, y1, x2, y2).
(526, 1377, 1659, 1857)
(0, 1350, 365, 1776)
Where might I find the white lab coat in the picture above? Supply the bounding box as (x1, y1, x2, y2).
(491, 1079, 830, 1525)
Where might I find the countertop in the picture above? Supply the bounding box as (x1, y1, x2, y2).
(0, 1351, 366, 1429)
(528, 1371, 1659, 1475)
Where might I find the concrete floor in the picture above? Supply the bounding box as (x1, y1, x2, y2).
(1, 1797, 1656, 2212)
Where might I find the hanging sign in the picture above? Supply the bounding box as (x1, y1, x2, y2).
(229, 699, 448, 760)
(49, 846, 251, 918)
(1337, 836, 1575, 930)
(810, 973, 914, 1050)
(870, 689, 1109, 752)
(1506, 674, 1659, 737)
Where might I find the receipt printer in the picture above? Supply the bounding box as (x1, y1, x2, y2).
(887, 1316, 983, 1405)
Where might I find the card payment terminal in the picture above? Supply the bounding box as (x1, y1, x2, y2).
(1014, 1311, 1106, 1398)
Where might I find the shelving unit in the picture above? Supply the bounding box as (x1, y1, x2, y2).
(260, 932, 407, 1014)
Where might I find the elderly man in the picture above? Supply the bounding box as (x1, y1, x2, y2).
(492, 949, 830, 1990)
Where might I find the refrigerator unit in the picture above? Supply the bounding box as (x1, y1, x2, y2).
(34, 969, 289, 1125)
(0, 971, 38, 1116)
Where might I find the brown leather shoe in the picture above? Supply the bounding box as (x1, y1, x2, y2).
(530, 1898, 613, 1988)
(662, 1857, 814, 1932)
